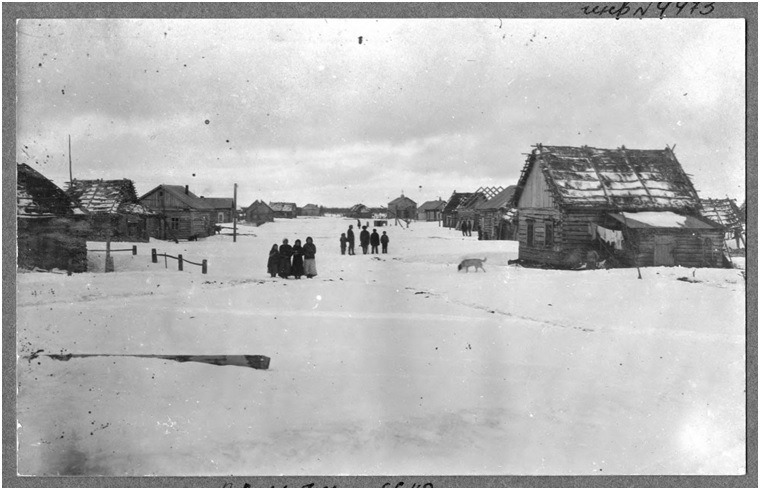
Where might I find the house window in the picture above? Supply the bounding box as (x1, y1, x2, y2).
(544, 221, 554, 248)
(526, 220, 534, 247)
(218, 212, 225, 222)
(170, 217, 180, 230)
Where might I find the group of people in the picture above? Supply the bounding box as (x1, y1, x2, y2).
(267, 237, 317, 279)
(339, 224, 389, 255)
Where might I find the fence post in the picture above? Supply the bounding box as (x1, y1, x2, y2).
(202, 259, 207, 274)
(105, 240, 114, 273)
(178, 254, 183, 271)
(132, 245, 137, 255)
(152, 248, 157, 263)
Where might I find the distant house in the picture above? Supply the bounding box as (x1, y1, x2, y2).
(457, 186, 504, 232)
(299, 203, 321, 217)
(269, 202, 297, 219)
(388, 195, 417, 221)
(200, 197, 235, 223)
(441, 192, 474, 228)
(700, 198, 745, 248)
(476, 186, 517, 240)
(347, 203, 372, 219)
(138, 184, 216, 240)
(417, 199, 446, 221)
(511, 144, 726, 268)
(17, 164, 90, 272)
(67, 179, 158, 242)
(244, 200, 274, 225)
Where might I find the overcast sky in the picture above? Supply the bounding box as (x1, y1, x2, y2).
(17, 18, 745, 208)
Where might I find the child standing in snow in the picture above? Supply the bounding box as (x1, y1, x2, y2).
(267, 244, 279, 278)
(380, 231, 389, 253)
(339, 233, 348, 255)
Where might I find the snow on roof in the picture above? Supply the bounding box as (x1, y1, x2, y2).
(269, 202, 297, 212)
(17, 163, 87, 218)
(67, 179, 156, 214)
(513, 145, 701, 211)
(700, 198, 743, 228)
(610, 211, 721, 229)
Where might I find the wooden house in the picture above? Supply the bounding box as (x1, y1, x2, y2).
(511, 144, 726, 268)
(138, 184, 216, 240)
(457, 186, 503, 232)
(441, 192, 474, 228)
(17, 164, 90, 272)
(244, 200, 275, 225)
(299, 203, 321, 217)
(269, 202, 297, 219)
(417, 199, 446, 221)
(200, 197, 235, 223)
(67, 179, 158, 242)
(388, 195, 417, 220)
(476, 186, 517, 240)
(700, 198, 745, 248)
(348, 203, 372, 219)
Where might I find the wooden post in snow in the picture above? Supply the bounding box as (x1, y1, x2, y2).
(233, 183, 238, 243)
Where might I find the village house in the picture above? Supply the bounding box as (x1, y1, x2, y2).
(269, 202, 297, 219)
(17, 163, 90, 272)
(700, 197, 745, 249)
(387, 194, 417, 221)
(138, 184, 217, 240)
(299, 203, 321, 217)
(244, 200, 275, 225)
(441, 191, 475, 228)
(67, 179, 158, 242)
(417, 199, 446, 222)
(347, 203, 372, 219)
(457, 186, 504, 234)
(511, 144, 726, 268)
(476, 186, 517, 240)
(200, 197, 235, 223)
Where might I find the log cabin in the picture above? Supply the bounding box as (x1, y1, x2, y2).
(139, 184, 216, 240)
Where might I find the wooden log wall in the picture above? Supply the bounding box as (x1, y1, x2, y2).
(629, 228, 726, 267)
(517, 208, 564, 265)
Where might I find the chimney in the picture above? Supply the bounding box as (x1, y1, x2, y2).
(185, 185, 189, 195)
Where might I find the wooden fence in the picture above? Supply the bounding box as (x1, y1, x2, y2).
(152, 248, 208, 274)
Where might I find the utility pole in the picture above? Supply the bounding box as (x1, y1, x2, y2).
(68, 134, 73, 185)
(233, 183, 238, 243)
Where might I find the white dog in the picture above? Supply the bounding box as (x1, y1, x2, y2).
(457, 257, 487, 272)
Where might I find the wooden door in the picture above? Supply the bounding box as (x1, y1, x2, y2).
(654, 236, 676, 266)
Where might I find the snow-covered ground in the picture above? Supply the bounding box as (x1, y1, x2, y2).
(16, 217, 746, 476)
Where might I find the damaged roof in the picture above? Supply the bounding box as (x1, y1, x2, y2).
(442, 192, 475, 214)
(513, 145, 701, 211)
(699, 198, 744, 228)
(269, 202, 297, 212)
(477, 186, 516, 211)
(18, 163, 87, 218)
(68, 179, 156, 215)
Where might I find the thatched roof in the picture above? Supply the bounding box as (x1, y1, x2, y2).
(17, 163, 87, 218)
(700, 198, 744, 228)
(512, 145, 701, 211)
(68, 179, 155, 215)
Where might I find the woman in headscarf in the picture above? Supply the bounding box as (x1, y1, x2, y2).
(278, 238, 294, 278)
(291, 239, 305, 279)
(267, 244, 279, 278)
(302, 236, 318, 279)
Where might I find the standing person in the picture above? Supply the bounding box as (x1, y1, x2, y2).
(357, 218, 361, 228)
(291, 239, 305, 279)
(278, 238, 293, 278)
(347, 225, 356, 255)
(267, 244, 279, 278)
(303, 236, 318, 278)
(339, 233, 348, 255)
(360, 226, 370, 254)
(380, 231, 389, 254)
(461, 220, 468, 237)
(468, 221, 473, 237)
(370, 229, 380, 254)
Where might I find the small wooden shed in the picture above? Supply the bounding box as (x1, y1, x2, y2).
(299, 204, 321, 217)
(511, 144, 726, 268)
(417, 199, 446, 221)
(269, 202, 297, 219)
(476, 186, 517, 240)
(441, 192, 475, 228)
(348, 203, 372, 219)
(244, 200, 275, 225)
(17, 164, 90, 272)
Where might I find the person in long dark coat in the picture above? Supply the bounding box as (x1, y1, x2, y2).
(461, 220, 468, 237)
(380, 231, 389, 253)
(339, 233, 348, 255)
(267, 244, 279, 278)
(278, 238, 294, 278)
(347, 225, 356, 255)
(291, 239, 305, 279)
(370, 229, 380, 254)
(303, 236, 318, 278)
(360, 226, 370, 254)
